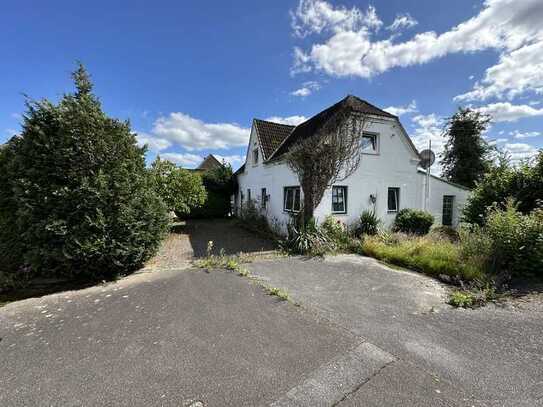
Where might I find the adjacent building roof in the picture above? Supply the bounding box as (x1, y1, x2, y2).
(196, 154, 223, 171)
(269, 95, 397, 160)
(253, 119, 295, 160)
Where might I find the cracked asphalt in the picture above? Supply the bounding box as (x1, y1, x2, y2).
(1, 220, 542, 406)
(247, 255, 543, 406)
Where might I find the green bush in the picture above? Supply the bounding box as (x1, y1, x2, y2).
(150, 157, 207, 215)
(361, 233, 483, 282)
(482, 201, 543, 280)
(321, 216, 352, 249)
(393, 209, 434, 235)
(463, 152, 543, 225)
(353, 210, 380, 237)
(0, 64, 169, 287)
(449, 290, 475, 308)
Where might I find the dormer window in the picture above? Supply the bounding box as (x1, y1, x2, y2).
(361, 133, 378, 153)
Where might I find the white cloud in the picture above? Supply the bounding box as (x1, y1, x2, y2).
(383, 100, 417, 116)
(409, 113, 446, 173)
(476, 102, 543, 122)
(502, 142, 539, 162)
(265, 115, 308, 126)
(160, 152, 204, 168)
(291, 0, 382, 38)
(151, 113, 250, 151)
(510, 130, 541, 139)
(455, 41, 543, 101)
(387, 13, 417, 32)
(136, 131, 172, 152)
(487, 137, 508, 146)
(291, 0, 543, 84)
(213, 154, 245, 169)
(290, 81, 321, 97)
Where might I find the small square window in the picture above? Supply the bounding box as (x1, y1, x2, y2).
(332, 186, 347, 214)
(388, 187, 399, 212)
(361, 133, 377, 152)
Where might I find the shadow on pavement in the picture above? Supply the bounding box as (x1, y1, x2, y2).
(172, 218, 277, 257)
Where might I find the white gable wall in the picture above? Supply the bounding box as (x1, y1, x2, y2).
(236, 117, 470, 233)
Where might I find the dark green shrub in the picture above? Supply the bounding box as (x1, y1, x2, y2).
(353, 210, 380, 237)
(483, 201, 543, 280)
(393, 209, 434, 235)
(0, 64, 169, 285)
(463, 152, 543, 225)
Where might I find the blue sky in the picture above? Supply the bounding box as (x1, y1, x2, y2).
(1, 0, 542, 170)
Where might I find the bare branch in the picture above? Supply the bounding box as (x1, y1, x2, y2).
(285, 109, 372, 223)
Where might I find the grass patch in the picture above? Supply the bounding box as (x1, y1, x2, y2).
(266, 286, 290, 301)
(361, 233, 484, 283)
(448, 290, 475, 308)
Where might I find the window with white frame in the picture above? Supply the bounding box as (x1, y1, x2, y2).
(387, 187, 399, 212)
(283, 186, 301, 212)
(331, 186, 347, 214)
(360, 133, 378, 153)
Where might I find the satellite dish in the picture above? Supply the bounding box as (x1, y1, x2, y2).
(420, 149, 435, 169)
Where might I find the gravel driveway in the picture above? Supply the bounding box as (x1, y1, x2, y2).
(145, 219, 276, 270)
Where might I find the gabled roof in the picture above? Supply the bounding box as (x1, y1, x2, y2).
(253, 119, 295, 160)
(196, 154, 223, 171)
(269, 95, 397, 160)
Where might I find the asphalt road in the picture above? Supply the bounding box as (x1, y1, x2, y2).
(2, 252, 542, 406)
(248, 255, 543, 407)
(0, 267, 357, 406)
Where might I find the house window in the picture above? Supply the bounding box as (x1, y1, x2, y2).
(261, 188, 267, 209)
(283, 186, 301, 212)
(332, 186, 347, 214)
(361, 133, 378, 153)
(253, 148, 259, 164)
(387, 187, 399, 212)
(442, 195, 455, 226)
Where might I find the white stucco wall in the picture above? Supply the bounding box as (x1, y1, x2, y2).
(236, 116, 470, 233)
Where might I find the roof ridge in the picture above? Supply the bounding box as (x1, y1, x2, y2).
(254, 118, 297, 127)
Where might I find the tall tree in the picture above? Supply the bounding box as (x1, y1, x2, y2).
(0, 63, 169, 284)
(285, 110, 369, 224)
(440, 107, 492, 188)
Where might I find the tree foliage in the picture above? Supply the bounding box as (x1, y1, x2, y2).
(441, 107, 492, 188)
(150, 157, 207, 215)
(285, 110, 369, 223)
(0, 64, 169, 286)
(463, 151, 543, 224)
(180, 160, 233, 218)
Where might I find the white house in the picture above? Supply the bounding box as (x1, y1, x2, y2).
(234, 95, 470, 232)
